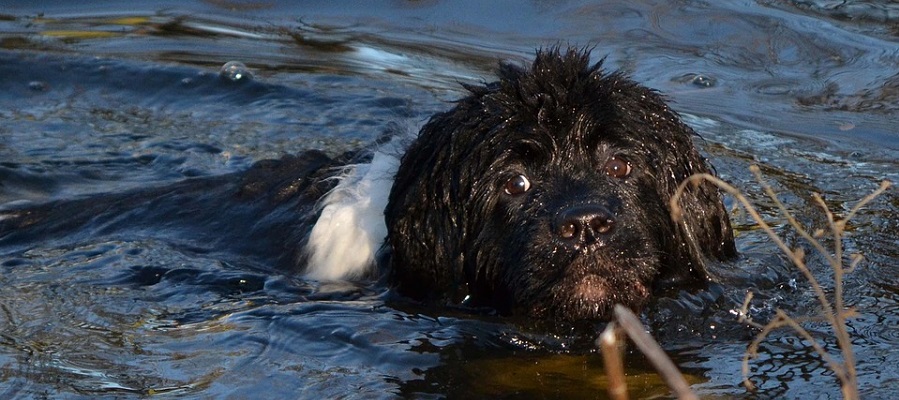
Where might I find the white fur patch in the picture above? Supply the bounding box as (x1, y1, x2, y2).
(303, 139, 405, 281)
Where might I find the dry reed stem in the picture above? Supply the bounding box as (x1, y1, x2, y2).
(671, 165, 890, 400)
(609, 305, 699, 400)
(598, 323, 629, 400)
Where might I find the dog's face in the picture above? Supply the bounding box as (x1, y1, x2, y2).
(385, 48, 735, 322)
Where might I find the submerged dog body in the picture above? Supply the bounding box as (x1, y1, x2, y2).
(0, 48, 735, 322)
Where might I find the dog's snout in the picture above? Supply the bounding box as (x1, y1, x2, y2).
(555, 205, 616, 244)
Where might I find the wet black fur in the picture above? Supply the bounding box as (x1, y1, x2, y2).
(0, 151, 343, 269)
(385, 47, 735, 321)
(0, 47, 735, 323)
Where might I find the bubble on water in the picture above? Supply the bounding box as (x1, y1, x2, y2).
(220, 61, 253, 82)
(673, 73, 717, 88)
(690, 74, 716, 87)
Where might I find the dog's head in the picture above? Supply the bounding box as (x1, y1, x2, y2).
(385, 47, 735, 321)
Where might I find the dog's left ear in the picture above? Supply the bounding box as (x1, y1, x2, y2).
(658, 124, 737, 284)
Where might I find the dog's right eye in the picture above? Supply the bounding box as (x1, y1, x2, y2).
(604, 156, 632, 179)
(503, 174, 531, 196)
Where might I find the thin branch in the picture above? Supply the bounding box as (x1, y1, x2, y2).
(672, 170, 889, 400)
(671, 171, 834, 324)
(750, 166, 835, 268)
(599, 323, 629, 400)
(613, 305, 698, 400)
(844, 180, 892, 223)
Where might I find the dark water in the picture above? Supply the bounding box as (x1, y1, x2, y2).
(1, 1, 897, 398)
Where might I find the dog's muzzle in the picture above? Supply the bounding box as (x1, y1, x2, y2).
(553, 204, 616, 246)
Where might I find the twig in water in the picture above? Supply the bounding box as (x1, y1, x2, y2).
(603, 305, 699, 400)
(671, 165, 891, 399)
(598, 323, 629, 400)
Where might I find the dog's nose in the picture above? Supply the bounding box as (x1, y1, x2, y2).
(555, 205, 616, 244)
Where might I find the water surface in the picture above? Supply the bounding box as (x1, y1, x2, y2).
(0, 1, 897, 398)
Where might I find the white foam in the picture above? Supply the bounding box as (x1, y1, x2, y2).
(303, 138, 406, 281)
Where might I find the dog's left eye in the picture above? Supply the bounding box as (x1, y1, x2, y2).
(604, 156, 632, 179)
(503, 174, 531, 196)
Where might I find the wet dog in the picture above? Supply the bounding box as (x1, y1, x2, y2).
(0, 47, 735, 322)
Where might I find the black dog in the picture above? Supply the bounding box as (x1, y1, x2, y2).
(383, 48, 736, 321)
(0, 47, 735, 322)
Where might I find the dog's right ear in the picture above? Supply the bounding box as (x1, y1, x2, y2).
(383, 109, 470, 304)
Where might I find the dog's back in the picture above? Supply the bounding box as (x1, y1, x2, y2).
(0, 150, 338, 270)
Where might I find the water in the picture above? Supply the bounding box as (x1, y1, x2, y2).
(1, 1, 897, 398)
